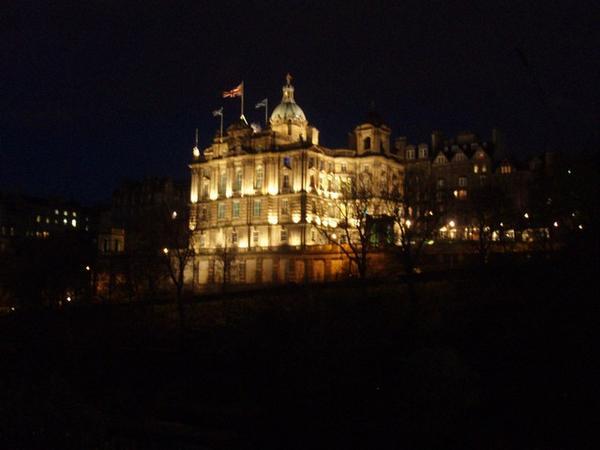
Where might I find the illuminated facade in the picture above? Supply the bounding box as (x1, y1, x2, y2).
(188, 76, 404, 288)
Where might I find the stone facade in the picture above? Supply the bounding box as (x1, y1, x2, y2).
(188, 76, 404, 289)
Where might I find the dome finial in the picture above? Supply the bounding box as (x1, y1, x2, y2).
(286, 73, 292, 86)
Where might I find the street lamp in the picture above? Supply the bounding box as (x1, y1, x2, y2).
(162, 247, 169, 255)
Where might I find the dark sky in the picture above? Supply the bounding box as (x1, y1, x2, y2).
(1, 0, 598, 203)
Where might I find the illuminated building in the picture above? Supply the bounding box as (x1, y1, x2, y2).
(188, 76, 404, 287)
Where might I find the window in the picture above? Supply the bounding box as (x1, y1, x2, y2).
(280, 227, 288, 242)
(482, 165, 487, 173)
(309, 157, 315, 168)
(458, 176, 467, 187)
(202, 181, 209, 199)
(283, 156, 292, 169)
(231, 229, 238, 244)
(328, 162, 334, 172)
(200, 207, 207, 221)
(283, 174, 290, 189)
(341, 163, 347, 173)
(252, 230, 259, 244)
(114, 240, 120, 252)
(418, 147, 428, 159)
(363, 136, 371, 150)
(437, 178, 445, 188)
(219, 171, 227, 194)
(501, 165, 512, 174)
(281, 199, 289, 215)
(234, 170, 242, 191)
(473, 165, 479, 174)
(255, 166, 264, 189)
(435, 154, 447, 164)
(217, 203, 226, 220)
(310, 175, 316, 189)
(406, 148, 415, 160)
(232, 201, 240, 218)
(253, 200, 261, 217)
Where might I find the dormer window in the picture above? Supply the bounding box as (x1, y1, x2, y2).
(406, 148, 415, 160)
(418, 147, 428, 159)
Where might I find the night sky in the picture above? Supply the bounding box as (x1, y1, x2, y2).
(1, 1, 597, 203)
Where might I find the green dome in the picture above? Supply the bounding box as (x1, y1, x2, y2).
(270, 75, 307, 124)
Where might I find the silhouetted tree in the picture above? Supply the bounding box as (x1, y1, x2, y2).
(382, 167, 447, 303)
(315, 174, 375, 279)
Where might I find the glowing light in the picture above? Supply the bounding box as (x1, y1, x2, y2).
(553, 221, 559, 227)
(315, 216, 321, 225)
(66, 296, 71, 302)
(523, 212, 529, 219)
(427, 240, 435, 245)
(172, 211, 178, 219)
(267, 214, 278, 225)
(85, 265, 90, 271)
(162, 247, 169, 255)
(448, 220, 456, 228)
(567, 169, 572, 174)
(331, 233, 337, 240)
(405, 219, 412, 228)
(500, 222, 504, 227)
(329, 219, 338, 228)
(268, 185, 278, 196)
(193, 146, 200, 158)
(439, 226, 447, 232)
(71, 219, 77, 227)
(578, 224, 584, 230)
(292, 213, 301, 224)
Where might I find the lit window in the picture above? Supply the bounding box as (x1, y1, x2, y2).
(234, 170, 242, 191)
(473, 165, 479, 174)
(71, 219, 77, 227)
(231, 229, 238, 244)
(482, 165, 487, 173)
(418, 147, 428, 159)
(280, 227, 288, 242)
(232, 201, 240, 218)
(54, 209, 59, 215)
(341, 163, 347, 173)
(63, 211, 68, 216)
(36, 215, 41, 223)
(219, 172, 227, 194)
(255, 166, 264, 189)
(281, 199, 289, 215)
(217, 203, 226, 220)
(252, 230, 259, 244)
(253, 200, 261, 217)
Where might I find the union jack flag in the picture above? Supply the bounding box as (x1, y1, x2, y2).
(222, 82, 243, 98)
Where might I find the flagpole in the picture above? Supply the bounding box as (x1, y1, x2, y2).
(240, 81, 244, 119)
(265, 98, 268, 128)
(220, 113, 223, 142)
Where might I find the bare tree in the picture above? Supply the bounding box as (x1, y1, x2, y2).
(213, 241, 237, 292)
(160, 207, 195, 331)
(382, 168, 447, 303)
(315, 174, 376, 280)
(459, 184, 512, 265)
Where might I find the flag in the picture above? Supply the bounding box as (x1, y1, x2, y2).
(212, 107, 223, 117)
(222, 82, 243, 98)
(255, 98, 268, 109)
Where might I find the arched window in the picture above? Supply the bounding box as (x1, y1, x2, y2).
(363, 136, 372, 150)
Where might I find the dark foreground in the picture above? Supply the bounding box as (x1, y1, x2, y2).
(1, 256, 596, 449)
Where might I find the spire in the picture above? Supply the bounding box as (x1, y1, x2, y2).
(281, 73, 295, 103)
